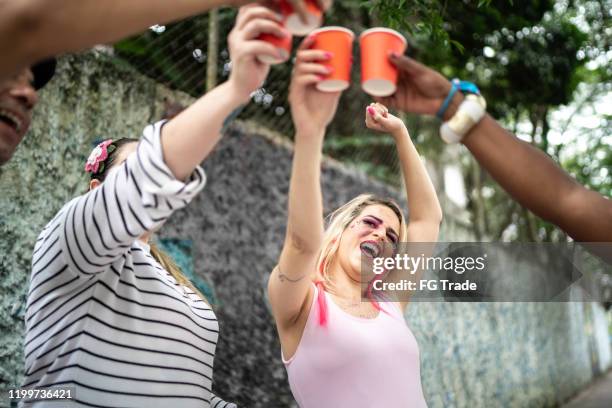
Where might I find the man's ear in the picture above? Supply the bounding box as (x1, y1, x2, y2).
(89, 179, 101, 191)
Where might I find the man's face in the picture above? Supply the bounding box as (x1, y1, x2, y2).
(0, 69, 38, 165)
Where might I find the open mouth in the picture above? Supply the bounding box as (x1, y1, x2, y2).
(360, 240, 382, 258)
(0, 109, 23, 134)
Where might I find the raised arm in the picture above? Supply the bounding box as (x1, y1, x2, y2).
(364, 102, 441, 308)
(462, 116, 612, 242)
(378, 54, 612, 244)
(0, 0, 333, 80)
(267, 37, 340, 329)
(365, 102, 442, 242)
(161, 4, 285, 180)
(0, 0, 223, 79)
(32, 5, 282, 281)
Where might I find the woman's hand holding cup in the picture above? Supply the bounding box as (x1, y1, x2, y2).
(289, 36, 342, 137)
(227, 5, 289, 101)
(230, 1, 333, 31)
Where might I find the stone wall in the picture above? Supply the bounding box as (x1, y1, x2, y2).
(0, 52, 609, 407)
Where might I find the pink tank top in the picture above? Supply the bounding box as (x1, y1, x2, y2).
(283, 285, 428, 408)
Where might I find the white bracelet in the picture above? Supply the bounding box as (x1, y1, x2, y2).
(440, 94, 487, 144)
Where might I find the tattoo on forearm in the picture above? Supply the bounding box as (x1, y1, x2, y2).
(279, 273, 306, 283)
(276, 265, 306, 283)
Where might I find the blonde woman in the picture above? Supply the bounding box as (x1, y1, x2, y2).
(267, 37, 442, 407)
(22, 5, 286, 407)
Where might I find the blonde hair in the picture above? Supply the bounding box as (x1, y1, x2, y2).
(150, 242, 211, 307)
(314, 194, 407, 324)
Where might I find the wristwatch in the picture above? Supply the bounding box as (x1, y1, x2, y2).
(439, 80, 487, 144)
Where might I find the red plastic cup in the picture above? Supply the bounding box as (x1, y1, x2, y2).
(279, 0, 323, 36)
(310, 26, 354, 92)
(257, 30, 292, 65)
(360, 28, 407, 97)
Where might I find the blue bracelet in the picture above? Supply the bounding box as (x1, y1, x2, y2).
(436, 79, 460, 119)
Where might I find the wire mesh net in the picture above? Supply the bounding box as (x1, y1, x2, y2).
(113, 8, 405, 186)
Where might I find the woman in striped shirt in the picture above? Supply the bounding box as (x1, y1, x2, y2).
(23, 5, 288, 407)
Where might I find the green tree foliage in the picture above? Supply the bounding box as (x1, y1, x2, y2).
(372, 0, 610, 241)
(112, 0, 611, 241)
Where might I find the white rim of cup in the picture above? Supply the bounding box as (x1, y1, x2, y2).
(285, 12, 322, 36)
(310, 26, 355, 39)
(258, 49, 289, 65)
(359, 27, 407, 48)
(362, 79, 396, 97)
(316, 79, 350, 92)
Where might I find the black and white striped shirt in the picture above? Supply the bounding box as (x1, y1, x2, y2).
(23, 122, 233, 407)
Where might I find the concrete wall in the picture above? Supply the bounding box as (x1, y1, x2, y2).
(0, 52, 609, 407)
(592, 302, 612, 375)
